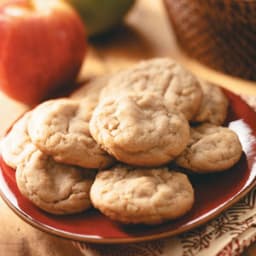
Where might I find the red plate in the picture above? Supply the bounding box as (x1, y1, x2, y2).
(1, 88, 256, 244)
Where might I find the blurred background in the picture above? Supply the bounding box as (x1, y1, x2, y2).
(79, 0, 256, 95)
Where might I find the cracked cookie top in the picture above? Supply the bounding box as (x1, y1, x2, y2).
(175, 123, 243, 173)
(16, 149, 95, 215)
(192, 81, 229, 125)
(1, 111, 36, 169)
(100, 58, 203, 120)
(90, 165, 194, 224)
(90, 93, 190, 167)
(28, 98, 114, 169)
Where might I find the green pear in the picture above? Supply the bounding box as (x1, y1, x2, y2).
(66, 0, 135, 37)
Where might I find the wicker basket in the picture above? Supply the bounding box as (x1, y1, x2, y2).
(163, 0, 256, 81)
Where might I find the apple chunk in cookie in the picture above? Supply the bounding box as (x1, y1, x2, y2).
(89, 93, 190, 167)
(28, 98, 114, 169)
(175, 123, 243, 173)
(90, 165, 195, 224)
(16, 148, 95, 215)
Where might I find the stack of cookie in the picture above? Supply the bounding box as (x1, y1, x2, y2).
(1, 58, 243, 225)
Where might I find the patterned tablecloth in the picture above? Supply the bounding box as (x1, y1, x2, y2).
(74, 188, 256, 256)
(72, 95, 256, 256)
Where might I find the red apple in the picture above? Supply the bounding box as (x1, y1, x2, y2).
(0, 0, 86, 105)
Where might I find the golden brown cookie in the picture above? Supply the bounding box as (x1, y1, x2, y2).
(90, 165, 195, 224)
(16, 148, 95, 215)
(27, 98, 114, 169)
(192, 81, 229, 125)
(1, 112, 36, 169)
(71, 75, 110, 101)
(71, 76, 110, 121)
(90, 93, 190, 167)
(175, 123, 243, 173)
(101, 58, 203, 120)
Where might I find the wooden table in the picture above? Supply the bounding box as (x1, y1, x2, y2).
(1, 0, 256, 255)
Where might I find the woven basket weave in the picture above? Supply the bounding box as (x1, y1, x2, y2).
(164, 0, 256, 81)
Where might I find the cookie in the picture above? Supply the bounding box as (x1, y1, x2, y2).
(90, 93, 190, 167)
(90, 165, 194, 224)
(1, 112, 36, 169)
(16, 148, 95, 215)
(71, 75, 110, 102)
(192, 81, 229, 125)
(74, 76, 111, 126)
(175, 123, 243, 173)
(28, 98, 114, 169)
(100, 58, 203, 120)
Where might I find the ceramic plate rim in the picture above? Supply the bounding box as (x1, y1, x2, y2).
(1, 88, 256, 244)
